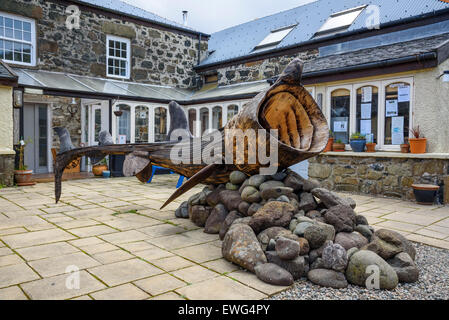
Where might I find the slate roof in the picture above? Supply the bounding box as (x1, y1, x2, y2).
(200, 0, 449, 67)
(303, 33, 449, 74)
(0, 60, 18, 82)
(73, 0, 208, 36)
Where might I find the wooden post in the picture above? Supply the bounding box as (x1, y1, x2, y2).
(444, 177, 449, 205)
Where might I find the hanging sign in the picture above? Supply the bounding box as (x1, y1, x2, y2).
(360, 120, 371, 136)
(334, 121, 348, 133)
(361, 87, 372, 103)
(386, 100, 398, 117)
(361, 103, 372, 119)
(118, 135, 127, 144)
(398, 85, 410, 103)
(391, 116, 404, 145)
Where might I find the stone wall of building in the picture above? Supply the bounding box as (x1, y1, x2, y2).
(309, 154, 449, 201)
(0, 154, 15, 187)
(1, 0, 207, 88)
(214, 49, 318, 86)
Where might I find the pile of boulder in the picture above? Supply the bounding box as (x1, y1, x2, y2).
(175, 169, 419, 290)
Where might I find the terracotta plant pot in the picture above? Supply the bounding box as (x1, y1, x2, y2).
(400, 144, 410, 153)
(412, 184, 439, 205)
(366, 143, 376, 153)
(14, 170, 35, 186)
(332, 143, 345, 152)
(324, 138, 334, 152)
(409, 138, 427, 154)
(92, 164, 108, 176)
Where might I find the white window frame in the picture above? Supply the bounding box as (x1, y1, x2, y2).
(0, 11, 36, 66)
(106, 35, 131, 79)
(325, 77, 414, 152)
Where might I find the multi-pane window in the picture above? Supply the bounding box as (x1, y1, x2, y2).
(315, 5, 366, 38)
(106, 35, 130, 79)
(253, 25, 296, 52)
(330, 89, 351, 144)
(0, 12, 35, 65)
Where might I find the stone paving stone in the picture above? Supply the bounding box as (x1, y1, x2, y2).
(25, 224, 56, 232)
(0, 263, 40, 288)
(139, 209, 177, 221)
(55, 218, 100, 230)
(16, 242, 79, 261)
(134, 247, 174, 261)
(80, 243, 118, 255)
(0, 247, 13, 257)
(0, 216, 49, 230)
(0, 227, 28, 236)
(425, 224, 449, 236)
(228, 270, 290, 296)
(2, 228, 76, 249)
(414, 228, 449, 240)
(149, 292, 186, 300)
(21, 270, 106, 300)
(99, 230, 150, 244)
(0, 286, 28, 300)
(202, 259, 241, 274)
(147, 234, 205, 250)
(173, 244, 222, 263)
(166, 219, 200, 231)
(382, 212, 442, 226)
(40, 206, 78, 214)
(406, 234, 449, 250)
(435, 218, 449, 228)
(184, 229, 220, 242)
(138, 224, 186, 238)
(70, 295, 93, 300)
(69, 225, 118, 238)
(176, 276, 267, 300)
(151, 256, 194, 272)
(172, 265, 220, 284)
(101, 217, 162, 231)
(118, 241, 157, 252)
(92, 250, 135, 264)
(90, 283, 149, 300)
(29, 252, 101, 277)
(45, 216, 74, 223)
(374, 220, 423, 233)
(0, 254, 24, 267)
(65, 207, 115, 219)
(88, 259, 164, 286)
(134, 273, 187, 296)
(69, 237, 105, 247)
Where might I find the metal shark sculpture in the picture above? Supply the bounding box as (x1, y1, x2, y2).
(53, 59, 329, 209)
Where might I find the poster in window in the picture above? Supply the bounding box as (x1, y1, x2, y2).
(333, 120, 348, 133)
(391, 116, 404, 145)
(360, 120, 371, 136)
(398, 85, 410, 103)
(361, 103, 371, 119)
(361, 87, 372, 103)
(118, 135, 127, 144)
(386, 100, 398, 117)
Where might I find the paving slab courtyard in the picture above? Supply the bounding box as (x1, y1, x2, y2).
(0, 175, 448, 300)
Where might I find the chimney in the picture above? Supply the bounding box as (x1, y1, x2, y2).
(182, 10, 188, 26)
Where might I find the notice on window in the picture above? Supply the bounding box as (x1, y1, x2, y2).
(391, 116, 404, 145)
(361, 87, 372, 103)
(398, 85, 410, 103)
(360, 120, 371, 136)
(386, 100, 398, 117)
(361, 103, 371, 119)
(334, 121, 348, 133)
(118, 135, 127, 144)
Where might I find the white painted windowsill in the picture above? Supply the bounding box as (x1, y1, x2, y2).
(320, 151, 449, 160)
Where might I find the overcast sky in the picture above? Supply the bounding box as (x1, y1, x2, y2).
(121, 0, 317, 34)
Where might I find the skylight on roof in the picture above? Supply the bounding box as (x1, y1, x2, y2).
(253, 25, 297, 52)
(315, 5, 367, 37)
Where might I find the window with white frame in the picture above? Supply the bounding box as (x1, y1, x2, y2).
(106, 35, 130, 79)
(253, 25, 296, 52)
(326, 78, 413, 151)
(0, 12, 35, 66)
(315, 5, 367, 38)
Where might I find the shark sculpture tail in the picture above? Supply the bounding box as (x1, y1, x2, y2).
(53, 58, 329, 208)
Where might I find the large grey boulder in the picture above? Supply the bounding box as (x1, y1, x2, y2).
(257, 227, 298, 251)
(275, 236, 300, 260)
(335, 231, 369, 250)
(219, 190, 243, 212)
(363, 229, 416, 260)
(204, 204, 228, 234)
(265, 251, 308, 280)
(298, 192, 318, 212)
(311, 188, 354, 208)
(255, 263, 294, 286)
(308, 269, 348, 289)
(219, 211, 243, 240)
(222, 223, 267, 273)
(261, 186, 293, 200)
(322, 242, 348, 272)
(323, 205, 356, 233)
(175, 201, 189, 219)
(304, 224, 328, 249)
(259, 180, 285, 192)
(229, 171, 247, 185)
(387, 252, 419, 283)
(248, 201, 295, 234)
(241, 186, 261, 203)
(346, 250, 398, 290)
(189, 205, 212, 227)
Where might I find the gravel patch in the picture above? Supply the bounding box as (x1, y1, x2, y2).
(268, 243, 449, 300)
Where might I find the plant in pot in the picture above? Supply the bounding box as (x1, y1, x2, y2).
(365, 133, 376, 153)
(332, 139, 345, 152)
(400, 138, 410, 153)
(409, 126, 426, 154)
(349, 132, 366, 152)
(14, 139, 35, 186)
(92, 158, 108, 176)
(324, 130, 334, 152)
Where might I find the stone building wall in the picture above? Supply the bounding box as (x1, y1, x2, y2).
(1, 0, 207, 88)
(309, 154, 449, 201)
(214, 49, 318, 86)
(0, 155, 15, 187)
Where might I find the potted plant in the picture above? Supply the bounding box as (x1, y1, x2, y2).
(332, 139, 345, 152)
(324, 130, 334, 152)
(365, 133, 376, 152)
(412, 184, 440, 205)
(14, 140, 35, 186)
(400, 138, 410, 153)
(92, 158, 108, 176)
(349, 132, 366, 152)
(409, 126, 426, 154)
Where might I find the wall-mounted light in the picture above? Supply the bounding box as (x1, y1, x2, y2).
(13, 89, 23, 108)
(66, 98, 78, 117)
(437, 70, 449, 83)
